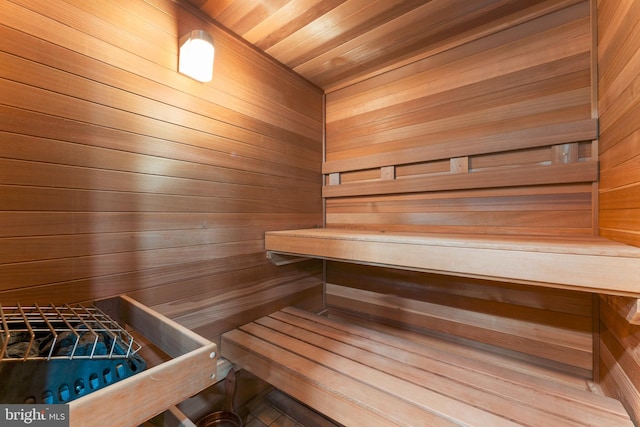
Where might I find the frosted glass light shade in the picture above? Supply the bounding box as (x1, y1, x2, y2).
(179, 30, 214, 82)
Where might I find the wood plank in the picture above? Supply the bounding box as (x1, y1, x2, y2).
(222, 308, 633, 426)
(203, 0, 587, 92)
(168, 274, 323, 332)
(0, 131, 320, 192)
(274, 308, 630, 424)
(323, 161, 598, 198)
(0, 108, 319, 183)
(327, 261, 594, 317)
(597, 0, 640, 106)
(322, 120, 597, 234)
(324, 214, 595, 237)
(0, 211, 319, 238)
(325, 184, 593, 209)
(599, 337, 640, 425)
(222, 330, 451, 427)
(129, 255, 320, 309)
(0, 227, 269, 264)
(0, 25, 321, 153)
(0, 255, 262, 306)
(0, 240, 264, 291)
(239, 321, 526, 426)
(324, 0, 588, 92)
(330, 308, 592, 390)
(326, 4, 590, 124)
(326, 284, 592, 371)
(323, 119, 597, 173)
(600, 147, 640, 189)
(597, 0, 640, 289)
(601, 295, 640, 326)
(0, 74, 320, 177)
(0, 157, 317, 205)
(0, 184, 319, 214)
(328, 72, 591, 154)
(2, 0, 323, 138)
(326, 206, 593, 230)
(599, 301, 640, 386)
(328, 66, 590, 153)
(265, 228, 640, 295)
(599, 94, 640, 157)
(69, 296, 218, 427)
(600, 184, 640, 211)
(322, 1, 588, 91)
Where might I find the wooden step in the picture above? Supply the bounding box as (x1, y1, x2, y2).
(221, 307, 633, 427)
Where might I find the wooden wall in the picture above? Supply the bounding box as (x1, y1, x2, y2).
(326, 263, 595, 381)
(597, 0, 640, 422)
(0, 0, 324, 341)
(324, 1, 598, 379)
(324, 0, 595, 236)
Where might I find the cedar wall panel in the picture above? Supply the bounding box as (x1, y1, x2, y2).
(597, 0, 640, 423)
(325, 1, 595, 236)
(0, 0, 324, 340)
(324, 1, 597, 378)
(326, 263, 595, 383)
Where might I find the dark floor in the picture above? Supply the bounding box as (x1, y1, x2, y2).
(242, 389, 341, 427)
(244, 398, 301, 427)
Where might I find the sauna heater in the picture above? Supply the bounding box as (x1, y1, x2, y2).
(0, 303, 146, 404)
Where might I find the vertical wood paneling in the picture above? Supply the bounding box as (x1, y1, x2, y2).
(597, 0, 640, 424)
(0, 0, 324, 339)
(322, 1, 598, 379)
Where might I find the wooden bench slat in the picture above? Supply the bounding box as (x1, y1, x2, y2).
(255, 315, 585, 426)
(222, 308, 634, 427)
(222, 329, 460, 426)
(279, 308, 627, 417)
(241, 321, 521, 426)
(278, 307, 628, 421)
(270, 309, 632, 426)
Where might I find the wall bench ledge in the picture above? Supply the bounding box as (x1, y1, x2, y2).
(265, 228, 640, 296)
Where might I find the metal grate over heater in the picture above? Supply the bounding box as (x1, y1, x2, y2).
(0, 303, 141, 361)
(0, 303, 146, 404)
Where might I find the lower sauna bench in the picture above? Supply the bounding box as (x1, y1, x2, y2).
(221, 307, 633, 427)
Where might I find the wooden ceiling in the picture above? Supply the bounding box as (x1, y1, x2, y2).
(186, 0, 564, 91)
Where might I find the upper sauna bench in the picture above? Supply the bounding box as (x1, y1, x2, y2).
(265, 228, 640, 296)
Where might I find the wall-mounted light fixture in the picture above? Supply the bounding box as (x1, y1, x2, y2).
(178, 30, 214, 82)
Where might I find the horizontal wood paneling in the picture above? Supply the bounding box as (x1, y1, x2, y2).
(321, 0, 599, 384)
(196, 0, 587, 91)
(325, 185, 595, 236)
(0, 0, 323, 338)
(327, 192, 592, 236)
(324, 1, 595, 237)
(326, 263, 594, 378)
(599, 297, 640, 424)
(597, 0, 640, 424)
